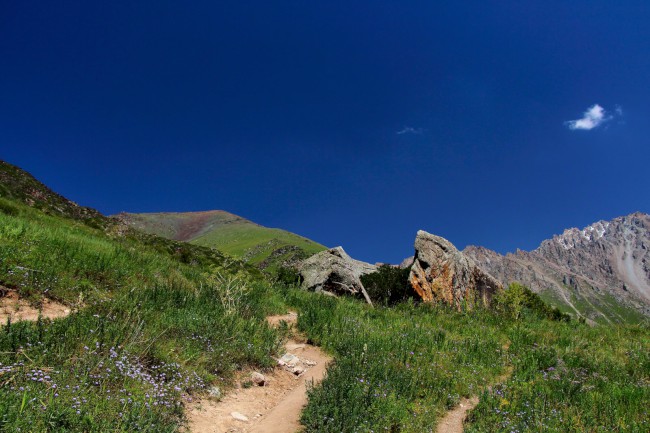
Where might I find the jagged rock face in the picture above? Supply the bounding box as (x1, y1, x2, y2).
(464, 212, 650, 323)
(409, 231, 502, 308)
(299, 247, 376, 302)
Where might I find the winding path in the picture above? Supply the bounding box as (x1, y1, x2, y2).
(186, 312, 332, 433)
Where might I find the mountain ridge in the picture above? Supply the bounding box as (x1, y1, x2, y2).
(464, 212, 650, 323)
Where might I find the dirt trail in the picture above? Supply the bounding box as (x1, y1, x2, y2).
(435, 396, 480, 433)
(186, 312, 332, 433)
(436, 353, 513, 433)
(0, 288, 71, 323)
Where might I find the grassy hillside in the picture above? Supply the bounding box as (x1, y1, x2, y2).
(285, 291, 649, 432)
(117, 211, 326, 270)
(0, 160, 106, 228)
(1, 161, 648, 432)
(0, 197, 286, 432)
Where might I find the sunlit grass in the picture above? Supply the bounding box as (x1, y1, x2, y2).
(280, 287, 649, 432)
(1, 196, 648, 432)
(0, 201, 286, 431)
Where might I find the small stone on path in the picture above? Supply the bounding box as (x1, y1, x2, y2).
(278, 353, 299, 366)
(251, 372, 266, 386)
(208, 386, 221, 399)
(231, 411, 249, 422)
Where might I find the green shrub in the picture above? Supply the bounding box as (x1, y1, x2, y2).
(495, 282, 571, 322)
(275, 266, 303, 287)
(360, 265, 414, 306)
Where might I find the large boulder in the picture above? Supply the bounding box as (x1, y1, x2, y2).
(299, 247, 376, 304)
(409, 231, 502, 308)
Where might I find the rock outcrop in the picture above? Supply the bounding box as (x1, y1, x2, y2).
(464, 212, 650, 323)
(299, 247, 376, 304)
(409, 231, 502, 308)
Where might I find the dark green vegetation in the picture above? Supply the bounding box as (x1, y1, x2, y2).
(117, 211, 326, 272)
(1, 160, 649, 432)
(360, 264, 415, 306)
(0, 161, 105, 229)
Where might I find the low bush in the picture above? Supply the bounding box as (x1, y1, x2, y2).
(494, 282, 571, 322)
(274, 266, 303, 288)
(360, 264, 415, 306)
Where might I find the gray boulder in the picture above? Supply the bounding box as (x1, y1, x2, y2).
(299, 247, 376, 304)
(409, 231, 502, 308)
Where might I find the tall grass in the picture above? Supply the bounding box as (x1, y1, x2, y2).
(466, 320, 650, 432)
(0, 200, 252, 304)
(280, 287, 649, 432)
(283, 290, 509, 432)
(2, 197, 648, 432)
(0, 201, 287, 431)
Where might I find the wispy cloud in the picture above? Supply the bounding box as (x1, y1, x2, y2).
(565, 104, 619, 131)
(396, 126, 424, 135)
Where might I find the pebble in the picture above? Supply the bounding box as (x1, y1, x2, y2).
(231, 411, 249, 422)
(251, 371, 266, 386)
(208, 386, 222, 400)
(278, 353, 299, 367)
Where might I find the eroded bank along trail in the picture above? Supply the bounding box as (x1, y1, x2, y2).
(186, 312, 332, 433)
(0, 287, 71, 323)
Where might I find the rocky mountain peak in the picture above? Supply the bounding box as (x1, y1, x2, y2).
(550, 221, 610, 250)
(465, 212, 650, 323)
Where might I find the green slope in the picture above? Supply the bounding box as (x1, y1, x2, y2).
(1, 159, 648, 433)
(0, 162, 285, 431)
(0, 160, 106, 228)
(117, 211, 327, 270)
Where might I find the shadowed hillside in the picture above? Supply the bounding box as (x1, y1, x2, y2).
(0, 160, 106, 228)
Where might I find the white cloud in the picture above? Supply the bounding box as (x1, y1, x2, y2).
(565, 104, 614, 131)
(397, 126, 423, 135)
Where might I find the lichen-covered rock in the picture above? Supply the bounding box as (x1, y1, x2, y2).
(409, 231, 501, 308)
(299, 247, 375, 304)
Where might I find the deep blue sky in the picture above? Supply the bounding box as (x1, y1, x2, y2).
(2, 1, 649, 263)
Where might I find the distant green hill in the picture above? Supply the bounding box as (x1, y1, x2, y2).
(116, 211, 327, 270)
(0, 159, 258, 280)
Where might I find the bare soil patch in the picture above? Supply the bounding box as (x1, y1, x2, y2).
(265, 311, 298, 327)
(186, 312, 332, 433)
(436, 396, 480, 433)
(0, 288, 71, 323)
